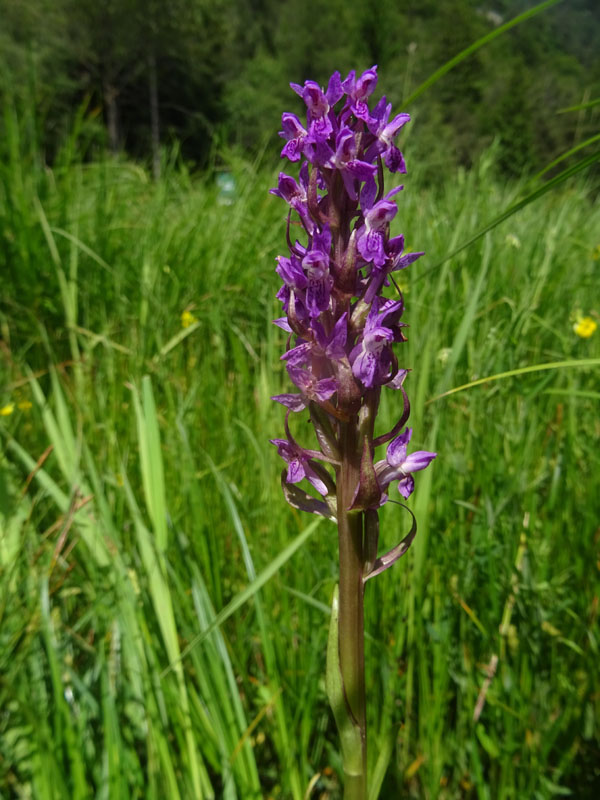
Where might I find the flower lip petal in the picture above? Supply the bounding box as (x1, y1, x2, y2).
(287, 459, 306, 484)
(397, 475, 414, 499)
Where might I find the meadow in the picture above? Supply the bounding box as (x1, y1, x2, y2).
(1, 121, 599, 798)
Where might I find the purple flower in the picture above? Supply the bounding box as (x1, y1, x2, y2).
(366, 97, 410, 173)
(357, 186, 403, 267)
(301, 227, 333, 317)
(362, 235, 425, 303)
(270, 437, 329, 495)
(350, 298, 405, 388)
(342, 66, 378, 122)
(270, 171, 315, 233)
(290, 80, 330, 119)
(375, 428, 437, 499)
(282, 312, 348, 368)
(271, 366, 337, 412)
(271, 68, 435, 509)
(327, 127, 377, 199)
(279, 113, 308, 162)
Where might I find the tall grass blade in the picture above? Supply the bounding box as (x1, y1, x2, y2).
(429, 358, 600, 403)
(420, 150, 600, 276)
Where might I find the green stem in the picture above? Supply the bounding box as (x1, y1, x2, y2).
(336, 420, 367, 798)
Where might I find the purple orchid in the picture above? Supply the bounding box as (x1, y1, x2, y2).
(272, 66, 434, 505)
(282, 312, 348, 368)
(279, 113, 307, 162)
(270, 437, 329, 496)
(271, 366, 337, 412)
(349, 297, 405, 388)
(270, 68, 437, 795)
(366, 96, 411, 173)
(342, 66, 379, 122)
(357, 185, 403, 267)
(362, 235, 425, 303)
(375, 428, 437, 499)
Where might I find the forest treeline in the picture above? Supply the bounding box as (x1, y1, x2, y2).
(1, 0, 599, 175)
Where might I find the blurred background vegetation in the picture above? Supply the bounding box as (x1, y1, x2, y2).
(1, 0, 599, 174)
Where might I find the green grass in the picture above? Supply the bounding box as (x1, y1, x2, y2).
(1, 132, 599, 799)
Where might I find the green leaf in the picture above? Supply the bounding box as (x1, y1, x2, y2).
(476, 724, 500, 759)
(557, 97, 600, 114)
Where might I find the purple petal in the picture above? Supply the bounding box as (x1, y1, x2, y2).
(354, 66, 378, 99)
(312, 225, 332, 256)
(307, 116, 333, 144)
(402, 450, 437, 473)
(281, 140, 302, 162)
(276, 255, 307, 290)
(383, 113, 410, 140)
(351, 349, 378, 388)
(287, 458, 306, 484)
(386, 369, 408, 390)
(341, 69, 356, 95)
(305, 467, 328, 496)
(386, 234, 405, 259)
(345, 159, 378, 181)
(313, 377, 337, 403)
(367, 96, 390, 133)
(360, 176, 377, 211)
(273, 317, 292, 332)
(305, 275, 332, 317)
(326, 312, 348, 359)
(281, 341, 311, 366)
(326, 71, 344, 105)
(397, 475, 415, 499)
(271, 393, 308, 412)
(386, 429, 412, 467)
(385, 146, 407, 174)
(357, 228, 386, 266)
(393, 251, 425, 271)
(302, 81, 329, 118)
(280, 112, 305, 138)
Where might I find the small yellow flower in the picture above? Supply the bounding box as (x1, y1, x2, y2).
(0, 403, 15, 416)
(573, 316, 597, 338)
(17, 400, 33, 411)
(180, 310, 197, 329)
(592, 244, 600, 261)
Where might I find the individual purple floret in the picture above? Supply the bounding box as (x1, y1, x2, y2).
(375, 428, 437, 499)
(269, 437, 329, 496)
(270, 65, 436, 519)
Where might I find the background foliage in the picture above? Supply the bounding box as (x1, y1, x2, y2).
(1, 0, 599, 173)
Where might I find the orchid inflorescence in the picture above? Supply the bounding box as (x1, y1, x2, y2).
(270, 66, 436, 533)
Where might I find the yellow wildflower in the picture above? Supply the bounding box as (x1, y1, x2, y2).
(181, 309, 198, 329)
(592, 244, 600, 261)
(17, 400, 33, 411)
(0, 403, 15, 416)
(573, 316, 597, 339)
